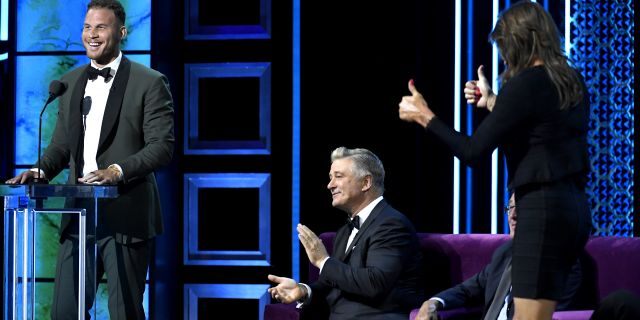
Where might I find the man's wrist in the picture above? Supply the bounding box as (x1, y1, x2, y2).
(107, 164, 123, 181)
(428, 298, 444, 311)
(318, 256, 330, 273)
(297, 283, 308, 300)
(29, 168, 46, 178)
(295, 283, 312, 309)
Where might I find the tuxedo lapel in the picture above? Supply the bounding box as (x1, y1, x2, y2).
(334, 226, 350, 261)
(97, 56, 130, 156)
(69, 67, 90, 176)
(343, 200, 388, 260)
(484, 243, 513, 316)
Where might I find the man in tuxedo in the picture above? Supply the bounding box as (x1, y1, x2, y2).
(268, 147, 424, 319)
(6, 0, 174, 318)
(415, 194, 582, 320)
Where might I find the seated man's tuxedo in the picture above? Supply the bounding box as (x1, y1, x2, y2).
(303, 200, 424, 320)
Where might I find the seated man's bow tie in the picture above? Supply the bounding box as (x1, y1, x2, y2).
(347, 216, 360, 231)
(87, 66, 112, 82)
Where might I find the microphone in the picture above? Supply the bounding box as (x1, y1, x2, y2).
(33, 80, 68, 184)
(82, 96, 92, 132)
(46, 80, 67, 105)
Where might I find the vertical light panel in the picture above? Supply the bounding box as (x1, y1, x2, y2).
(490, 0, 500, 234)
(492, 0, 499, 94)
(292, 0, 301, 280)
(565, 0, 571, 56)
(0, 0, 7, 40)
(452, 0, 461, 234)
(465, 0, 474, 233)
(503, 157, 510, 234)
(490, 153, 498, 234)
(0, 0, 7, 61)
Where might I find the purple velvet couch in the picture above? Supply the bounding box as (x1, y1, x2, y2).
(265, 233, 640, 320)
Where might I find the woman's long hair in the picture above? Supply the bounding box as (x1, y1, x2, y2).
(490, 1, 583, 109)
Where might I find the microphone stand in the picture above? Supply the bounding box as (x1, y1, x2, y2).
(32, 95, 55, 184)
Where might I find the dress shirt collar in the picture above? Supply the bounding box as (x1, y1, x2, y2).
(352, 196, 383, 227)
(90, 51, 122, 77)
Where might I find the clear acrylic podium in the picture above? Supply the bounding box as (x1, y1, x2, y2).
(1, 184, 118, 320)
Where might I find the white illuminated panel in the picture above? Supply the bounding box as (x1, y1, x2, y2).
(491, 0, 500, 234)
(1, 0, 7, 41)
(453, 0, 461, 234)
(565, 0, 571, 56)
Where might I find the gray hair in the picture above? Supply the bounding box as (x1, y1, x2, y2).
(331, 147, 385, 195)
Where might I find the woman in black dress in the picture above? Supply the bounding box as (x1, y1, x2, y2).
(398, 1, 591, 319)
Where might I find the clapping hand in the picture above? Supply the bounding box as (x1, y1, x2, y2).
(297, 224, 329, 268)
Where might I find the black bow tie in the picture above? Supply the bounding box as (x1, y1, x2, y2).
(87, 66, 112, 82)
(347, 216, 360, 231)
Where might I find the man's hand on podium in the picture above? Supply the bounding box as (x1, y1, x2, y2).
(5, 170, 41, 184)
(78, 167, 123, 185)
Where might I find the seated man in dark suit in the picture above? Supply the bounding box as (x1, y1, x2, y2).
(590, 290, 640, 320)
(415, 194, 582, 320)
(268, 147, 424, 320)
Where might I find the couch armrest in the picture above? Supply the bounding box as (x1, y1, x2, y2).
(552, 310, 594, 320)
(264, 303, 300, 320)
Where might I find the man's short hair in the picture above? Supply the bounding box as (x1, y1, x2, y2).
(87, 0, 126, 26)
(331, 147, 385, 194)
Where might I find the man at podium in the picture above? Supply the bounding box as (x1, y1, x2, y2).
(5, 0, 175, 318)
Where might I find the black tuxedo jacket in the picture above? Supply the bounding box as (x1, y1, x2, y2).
(308, 199, 424, 320)
(37, 56, 174, 242)
(436, 241, 581, 319)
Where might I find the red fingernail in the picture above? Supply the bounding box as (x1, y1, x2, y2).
(409, 79, 414, 86)
(474, 87, 481, 96)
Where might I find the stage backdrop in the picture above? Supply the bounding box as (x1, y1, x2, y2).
(0, 0, 635, 319)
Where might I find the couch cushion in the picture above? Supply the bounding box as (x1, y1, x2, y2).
(551, 310, 594, 320)
(264, 303, 299, 320)
(583, 236, 640, 300)
(417, 233, 510, 296)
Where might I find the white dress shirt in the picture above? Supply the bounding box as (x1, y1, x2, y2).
(82, 52, 122, 177)
(496, 287, 511, 320)
(344, 196, 382, 253)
